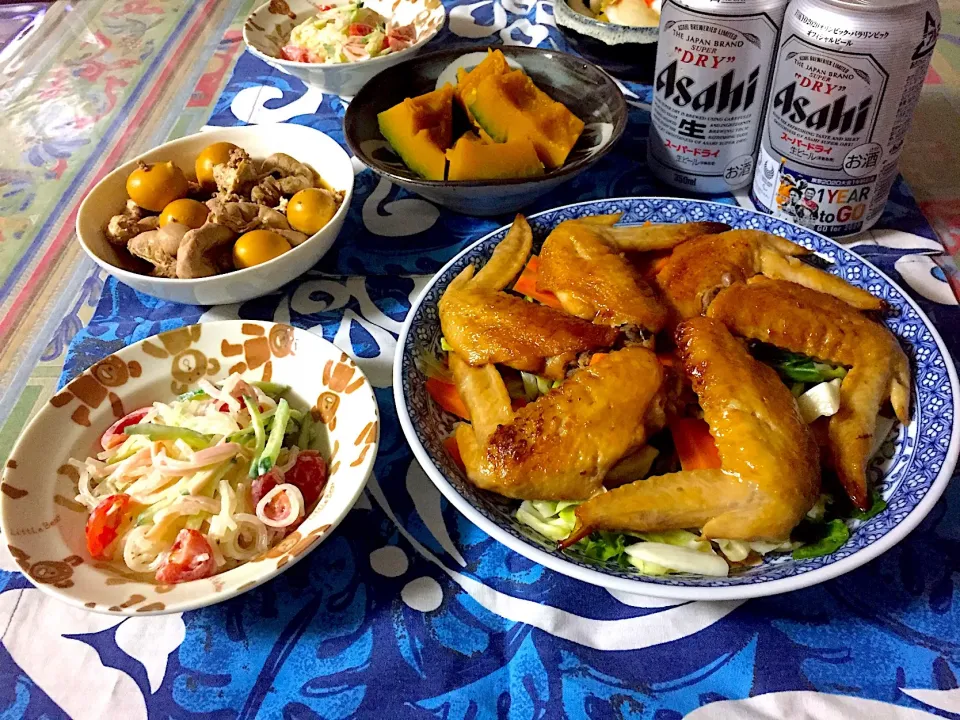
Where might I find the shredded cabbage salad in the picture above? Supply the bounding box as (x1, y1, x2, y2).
(280, 2, 417, 65)
(73, 374, 328, 584)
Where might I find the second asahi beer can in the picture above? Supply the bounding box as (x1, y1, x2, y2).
(751, 0, 940, 236)
(648, 0, 789, 193)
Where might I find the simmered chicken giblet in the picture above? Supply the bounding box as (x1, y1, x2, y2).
(707, 277, 911, 510)
(439, 215, 617, 369)
(453, 347, 666, 500)
(654, 230, 885, 321)
(563, 317, 821, 545)
(538, 218, 728, 332)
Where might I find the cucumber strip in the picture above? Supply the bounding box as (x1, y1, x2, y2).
(244, 396, 267, 478)
(125, 424, 213, 450)
(257, 399, 290, 476)
(252, 381, 290, 398)
(298, 411, 314, 450)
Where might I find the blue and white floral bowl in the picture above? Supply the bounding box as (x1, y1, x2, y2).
(394, 197, 960, 601)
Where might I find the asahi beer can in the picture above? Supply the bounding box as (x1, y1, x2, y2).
(751, 0, 940, 236)
(648, 0, 789, 193)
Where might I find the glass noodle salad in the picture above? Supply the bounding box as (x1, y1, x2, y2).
(73, 375, 328, 584)
(280, 2, 417, 64)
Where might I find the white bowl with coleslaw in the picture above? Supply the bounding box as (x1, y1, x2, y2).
(243, 0, 446, 96)
(0, 321, 379, 615)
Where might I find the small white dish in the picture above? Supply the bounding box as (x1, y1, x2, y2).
(77, 125, 354, 306)
(1, 320, 380, 615)
(243, 0, 446, 96)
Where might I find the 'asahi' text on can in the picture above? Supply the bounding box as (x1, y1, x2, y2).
(751, 0, 940, 236)
(648, 0, 789, 193)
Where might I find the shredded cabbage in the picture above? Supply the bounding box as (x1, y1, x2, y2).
(624, 542, 729, 577)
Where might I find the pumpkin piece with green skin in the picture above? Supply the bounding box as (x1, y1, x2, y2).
(467, 70, 585, 169)
(377, 84, 455, 180)
(456, 49, 511, 127)
(445, 133, 545, 181)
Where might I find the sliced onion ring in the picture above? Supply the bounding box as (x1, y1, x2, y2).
(255, 483, 304, 528)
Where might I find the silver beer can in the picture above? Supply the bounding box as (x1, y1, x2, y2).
(751, 0, 940, 236)
(648, 0, 790, 193)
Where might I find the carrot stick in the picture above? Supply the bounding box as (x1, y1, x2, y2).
(513, 256, 563, 309)
(670, 417, 722, 470)
(426, 378, 471, 420)
(443, 435, 466, 473)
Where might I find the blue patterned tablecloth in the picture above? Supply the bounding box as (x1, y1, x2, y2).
(2, 2, 960, 718)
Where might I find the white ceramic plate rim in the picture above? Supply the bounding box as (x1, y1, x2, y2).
(393, 196, 960, 601)
(75, 125, 354, 289)
(242, 0, 445, 70)
(4, 321, 379, 615)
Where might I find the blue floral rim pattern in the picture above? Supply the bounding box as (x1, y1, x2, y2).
(396, 197, 960, 594)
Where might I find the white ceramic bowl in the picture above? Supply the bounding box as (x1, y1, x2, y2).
(77, 125, 354, 306)
(0, 321, 380, 615)
(243, 0, 446, 96)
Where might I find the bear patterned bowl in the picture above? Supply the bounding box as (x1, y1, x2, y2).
(243, 0, 446, 96)
(0, 321, 379, 615)
(344, 46, 627, 217)
(394, 197, 960, 601)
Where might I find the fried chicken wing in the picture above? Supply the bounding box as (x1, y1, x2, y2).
(439, 220, 618, 368)
(536, 219, 730, 332)
(655, 230, 884, 321)
(564, 317, 821, 544)
(707, 277, 910, 509)
(538, 219, 669, 331)
(439, 271, 619, 366)
(455, 347, 666, 500)
(593, 220, 730, 252)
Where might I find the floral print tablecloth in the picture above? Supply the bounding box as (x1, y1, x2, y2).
(2, 0, 960, 718)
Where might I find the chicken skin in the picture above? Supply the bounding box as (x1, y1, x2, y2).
(538, 219, 728, 332)
(655, 229, 885, 322)
(439, 214, 618, 369)
(439, 265, 618, 367)
(564, 317, 821, 544)
(454, 347, 666, 500)
(707, 277, 911, 509)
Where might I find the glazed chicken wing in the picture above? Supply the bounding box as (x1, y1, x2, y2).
(655, 230, 884, 321)
(564, 317, 821, 544)
(538, 219, 729, 332)
(707, 277, 911, 509)
(440, 269, 618, 366)
(454, 346, 666, 500)
(538, 219, 668, 331)
(439, 215, 617, 368)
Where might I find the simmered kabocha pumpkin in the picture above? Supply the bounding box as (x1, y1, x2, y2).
(456, 49, 511, 127)
(466, 70, 585, 169)
(446, 133, 544, 181)
(377, 84, 455, 180)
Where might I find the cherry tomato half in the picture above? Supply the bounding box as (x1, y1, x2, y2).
(251, 468, 283, 506)
(155, 529, 216, 584)
(100, 408, 151, 451)
(284, 450, 328, 507)
(348, 23, 373, 36)
(85, 494, 134, 560)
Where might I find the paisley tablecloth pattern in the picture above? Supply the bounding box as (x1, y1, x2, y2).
(1, 0, 960, 718)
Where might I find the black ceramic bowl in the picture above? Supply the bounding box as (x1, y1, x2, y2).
(343, 46, 627, 217)
(553, 0, 659, 83)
